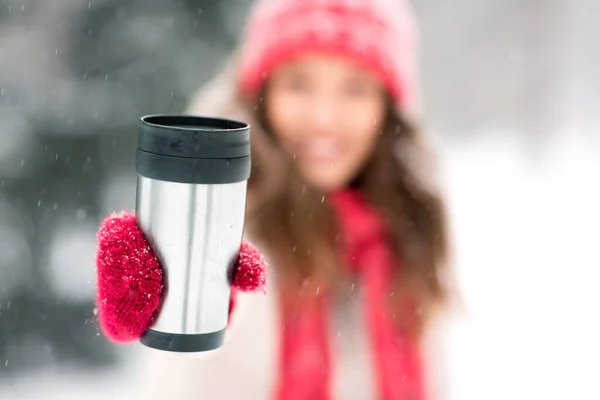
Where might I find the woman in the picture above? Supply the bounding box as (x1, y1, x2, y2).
(96, 0, 452, 398)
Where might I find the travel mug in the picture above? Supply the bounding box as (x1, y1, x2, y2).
(135, 114, 250, 353)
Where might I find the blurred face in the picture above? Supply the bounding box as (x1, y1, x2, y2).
(265, 54, 387, 191)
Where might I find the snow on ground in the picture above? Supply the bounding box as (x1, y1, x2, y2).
(442, 132, 600, 400)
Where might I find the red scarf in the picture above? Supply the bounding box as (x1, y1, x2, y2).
(276, 190, 425, 400)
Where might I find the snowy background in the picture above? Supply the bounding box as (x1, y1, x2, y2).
(1, 0, 599, 399)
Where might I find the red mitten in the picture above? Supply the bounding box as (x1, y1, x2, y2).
(95, 211, 267, 343)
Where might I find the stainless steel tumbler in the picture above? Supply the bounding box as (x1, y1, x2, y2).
(135, 114, 250, 353)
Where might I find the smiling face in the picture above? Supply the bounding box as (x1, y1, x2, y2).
(264, 54, 387, 192)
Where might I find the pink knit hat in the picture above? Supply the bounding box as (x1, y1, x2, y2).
(238, 0, 420, 113)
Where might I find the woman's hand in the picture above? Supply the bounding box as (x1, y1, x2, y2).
(95, 211, 266, 343)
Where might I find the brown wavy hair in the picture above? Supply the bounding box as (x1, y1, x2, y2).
(239, 90, 450, 339)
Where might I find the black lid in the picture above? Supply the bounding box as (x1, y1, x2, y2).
(135, 114, 251, 184)
(138, 114, 250, 159)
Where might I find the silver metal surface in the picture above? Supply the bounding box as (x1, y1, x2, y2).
(136, 176, 247, 335)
